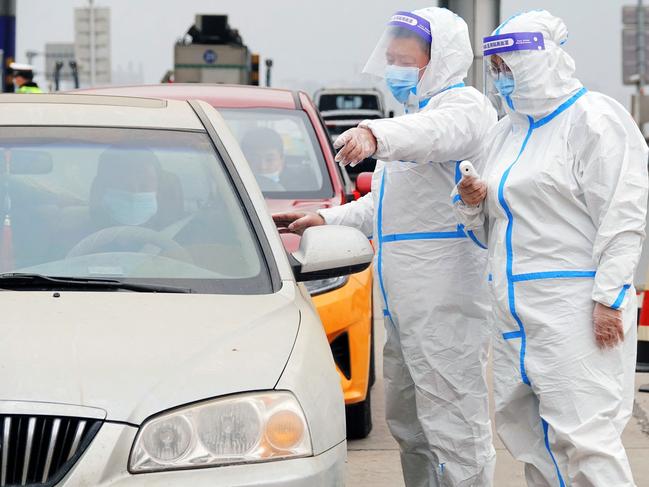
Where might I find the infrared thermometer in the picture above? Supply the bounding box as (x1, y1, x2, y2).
(459, 160, 479, 180)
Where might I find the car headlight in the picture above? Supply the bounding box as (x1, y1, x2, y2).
(129, 391, 312, 473)
(304, 276, 348, 296)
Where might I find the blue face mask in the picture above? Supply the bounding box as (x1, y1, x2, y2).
(493, 73, 515, 98)
(102, 189, 158, 226)
(385, 65, 420, 104)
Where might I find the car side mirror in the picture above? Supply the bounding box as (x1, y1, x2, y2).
(355, 172, 372, 196)
(290, 225, 373, 281)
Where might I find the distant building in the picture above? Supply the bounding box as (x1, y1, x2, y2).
(74, 5, 110, 85)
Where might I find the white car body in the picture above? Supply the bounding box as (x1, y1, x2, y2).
(0, 94, 373, 486)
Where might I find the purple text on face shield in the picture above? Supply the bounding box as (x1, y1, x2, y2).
(482, 32, 545, 56)
(388, 10, 432, 44)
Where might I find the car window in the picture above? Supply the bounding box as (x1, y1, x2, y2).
(318, 94, 380, 112)
(219, 108, 334, 199)
(0, 127, 273, 294)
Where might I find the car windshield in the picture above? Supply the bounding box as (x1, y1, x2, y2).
(0, 127, 273, 294)
(318, 94, 380, 112)
(219, 108, 333, 199)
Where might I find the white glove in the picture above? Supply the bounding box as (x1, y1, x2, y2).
(333, 127, 377, 167)
(593, 302, 624, 349)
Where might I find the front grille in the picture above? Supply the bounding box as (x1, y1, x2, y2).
(0, 415, 102, 486)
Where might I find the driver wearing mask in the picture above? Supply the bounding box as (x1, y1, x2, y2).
(90, 147, 183, 230)
(240, 127, 287, 192)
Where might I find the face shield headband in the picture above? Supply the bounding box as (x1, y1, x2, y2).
(388, 11, 432, 44)
(483, 31, 545, 56)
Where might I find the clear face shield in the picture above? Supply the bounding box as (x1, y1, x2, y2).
(363, 11, 432, 113)
(482, 32, 546, 114)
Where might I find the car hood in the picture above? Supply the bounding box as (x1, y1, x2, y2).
(0, 287, 299, 424)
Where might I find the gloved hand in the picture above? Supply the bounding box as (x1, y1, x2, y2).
(272, 211, 326, 235)
(593, 302, 624, 349)
(457, 174, 487, 206)
(334, 127, 377, 167)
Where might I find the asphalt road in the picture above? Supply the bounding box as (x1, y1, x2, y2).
(345, 299, 649, 486)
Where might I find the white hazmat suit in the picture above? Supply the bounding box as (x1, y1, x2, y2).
(320, 7, 497, 486)
(455, 10, 648, 486)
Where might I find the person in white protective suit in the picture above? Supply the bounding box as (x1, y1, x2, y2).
(273, 7, 497, 486)
(455, 10, 649, 487)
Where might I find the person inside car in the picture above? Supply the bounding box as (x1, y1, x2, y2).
(240, 127, 287, 192)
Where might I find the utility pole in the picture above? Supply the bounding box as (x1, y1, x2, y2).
(265, 58, 273, 87)
(637, 0, 646, 125)
(89, 0, 96, 86)
(439, 0, 500, 89)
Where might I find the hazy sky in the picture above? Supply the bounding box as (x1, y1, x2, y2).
(16, 0, 635, 109)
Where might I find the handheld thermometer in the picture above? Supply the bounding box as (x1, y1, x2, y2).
(459, 160, 478, 179)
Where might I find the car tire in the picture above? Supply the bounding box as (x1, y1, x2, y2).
(345, 387, 372, 439)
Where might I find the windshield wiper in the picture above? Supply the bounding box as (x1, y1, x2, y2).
(0, 273, 191, 293)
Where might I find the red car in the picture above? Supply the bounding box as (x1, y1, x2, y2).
(76, 84, 376, 439)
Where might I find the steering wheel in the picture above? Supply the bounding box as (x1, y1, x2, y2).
(67, 226, 193, 263)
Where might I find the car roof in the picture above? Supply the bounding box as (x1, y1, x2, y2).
(315, 88, 383, 95)
(75, 84, 300, 110)
(0, 93, 204, 130)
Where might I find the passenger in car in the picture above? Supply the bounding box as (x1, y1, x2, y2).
(240, 127, 287, 192)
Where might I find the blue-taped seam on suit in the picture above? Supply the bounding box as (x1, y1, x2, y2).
(438, 82, 466, 95)
(467, 230, 488, 249)
(511, 270, 596, 282)
(383, 229, 466, 242)
(503, 330, 522, 340)
(376, 172, 471, 320)
(454, 161, 488, 249)
(611, 284, 631, 310)
(496, 87, 587, 487)
(496, 88, 587, 387)
(542, 419, 567, 487)
(376, 170, 392, 321)
(497, 119, 534, 387)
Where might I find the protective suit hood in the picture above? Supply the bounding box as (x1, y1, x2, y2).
(415, 7, 473, 97)
(491, 10, 582, 118)
(363, 7, 473, 105)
